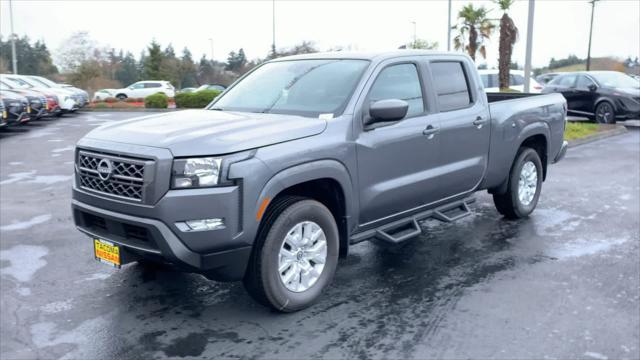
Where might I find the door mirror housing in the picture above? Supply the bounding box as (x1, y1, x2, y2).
(366, 99, 409, 125)
(588, 84, 597, 92)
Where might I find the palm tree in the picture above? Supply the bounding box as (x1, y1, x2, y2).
(495, 0, 518, 90)
(452, 4, 495, 61)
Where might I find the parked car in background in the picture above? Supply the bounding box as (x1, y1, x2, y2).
(0, 90, 30, 125)
(196, 84, 226, 92)
(0, 100, 6, 127)
(26, 75, 89, 108)
(0, 80, 49, 119)
(113, 81, 175, 100)
(93, 89, 116, 101)
(535, 73, 561, 85)
(178, 87, 197, 93)
(1, 74, 78, 114)
(542, 71, 640, 123)
(479, 69, 543, 93)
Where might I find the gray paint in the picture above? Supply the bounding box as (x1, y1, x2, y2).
(72, 51, 567, 280)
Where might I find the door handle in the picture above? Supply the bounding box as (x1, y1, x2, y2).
(473, 117, 487, 128)
(422, 125, 439, 139)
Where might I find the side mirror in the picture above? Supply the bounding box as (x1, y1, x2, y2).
(588, 84, 597, 92)
(366, 99, 409, 125)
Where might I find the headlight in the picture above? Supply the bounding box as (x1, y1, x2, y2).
(172, 157, 222, 188)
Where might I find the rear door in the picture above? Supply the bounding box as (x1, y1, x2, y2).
(426, 60, 491, 199)
(355, 60, 441, 225)
(143, 82, 162, 97)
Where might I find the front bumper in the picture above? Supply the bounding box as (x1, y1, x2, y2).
(72, 180, 252, 280)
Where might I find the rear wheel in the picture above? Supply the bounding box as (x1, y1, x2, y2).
(595, 101, 615, 124)
(493, 147, 543, 219)
(243, 196, 339, 312)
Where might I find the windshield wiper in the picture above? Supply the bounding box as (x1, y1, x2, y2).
(210, 107, 224, 111)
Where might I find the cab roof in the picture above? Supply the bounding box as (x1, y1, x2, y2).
(271, 50, 468, 62)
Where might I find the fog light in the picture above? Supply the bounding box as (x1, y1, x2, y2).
(175, 218, 225, 232)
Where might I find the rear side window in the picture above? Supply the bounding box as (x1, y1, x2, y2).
(431, 62, 472, 112)
(144, 83, 162, 88)
(554, 75, 577, 87)
(369, 63, 424, 117)
(510, 74, 525, 86)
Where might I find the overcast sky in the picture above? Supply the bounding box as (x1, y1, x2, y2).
(1, 0, 638, 68)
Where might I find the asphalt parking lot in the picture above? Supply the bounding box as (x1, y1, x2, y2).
(1, 112, 639, 360)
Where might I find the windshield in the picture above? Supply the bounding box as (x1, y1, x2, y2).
(590, 72, 639, 88)
(210, 59, 369, 117)
(24, 76, 52, 88)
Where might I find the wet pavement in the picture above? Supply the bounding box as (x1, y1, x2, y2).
(1, 112, 639, 360)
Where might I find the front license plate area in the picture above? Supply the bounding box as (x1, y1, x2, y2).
(94, 238, 121, 268)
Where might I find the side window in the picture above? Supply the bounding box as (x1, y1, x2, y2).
(369, 63, 424, 117)
(510, 74, 525, 86)
(145, 83, 161, 88)
(130, 83, 144, 89)
(576, 75, 595, 89)
(558, 75, 577, 87)
(431, 62, 472, 112)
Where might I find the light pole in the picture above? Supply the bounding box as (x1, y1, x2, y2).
(447, 0, 452, 51)
(411, 21, 417, 48)
(208, 38, 214, 62)
(586, 0, 599, 71)
(9, 0, 18, 74)
(272, 0, 276, 56)
(523, 0, 535, 93)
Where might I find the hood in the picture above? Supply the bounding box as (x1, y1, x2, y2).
(86, 109, 327, 156)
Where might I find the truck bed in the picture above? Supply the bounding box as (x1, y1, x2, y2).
(486, 92, 543, 103)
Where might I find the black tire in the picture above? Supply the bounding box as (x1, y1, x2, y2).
(115, 94, 127, 101)
(493, 147, 543, 219)
(243, 196, 339, 312)
(595, 101, 616, 124)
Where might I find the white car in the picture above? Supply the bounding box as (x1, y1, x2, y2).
(113, 81, 175, 100)
(478, 69, 543, 93)
(93, 89, 116, 101)
(1, 74, 78, 112)
(25, 75, 89, 107)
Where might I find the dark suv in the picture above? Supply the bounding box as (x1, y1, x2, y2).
(542, 71, 640, 123)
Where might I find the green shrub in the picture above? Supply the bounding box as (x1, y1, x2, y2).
(175, 90, 221, 108)
(145, 93, 169, 109)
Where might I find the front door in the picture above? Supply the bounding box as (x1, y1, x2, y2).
(355, 61, 441, 225)
(427, 61, 491, 199)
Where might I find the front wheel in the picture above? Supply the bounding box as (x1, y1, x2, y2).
(115, 94, 127, 101)
(243, 197, 339, 312)
(493, 147, 543, 219)
(595, 101, 616, 124)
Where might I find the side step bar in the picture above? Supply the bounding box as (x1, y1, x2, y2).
(350, 197, 476, 245)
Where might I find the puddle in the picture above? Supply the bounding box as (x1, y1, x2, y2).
(0, 172, 71, 186)
(51, 146, 74, 153)
(1, 214, 52, 231)
(0, 171, 37, 185)
(547, 238, 628, 260)
(0, 245, 49, 282)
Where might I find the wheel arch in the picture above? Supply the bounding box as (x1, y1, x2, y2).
(256, 160, 355, 258)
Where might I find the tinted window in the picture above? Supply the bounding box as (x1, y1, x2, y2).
(369, 63, 424, 117)
(554, 74, 577, 87)
(145, 83, 161, 88)
(510, 74, 524, 86)
(576, 75, 595, 89)
(431, 62, 472, 111)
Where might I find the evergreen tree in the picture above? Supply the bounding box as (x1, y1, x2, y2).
(180, 47, 198, 88)
(115, 51, 139, 86)
(143, 40, 164, 79)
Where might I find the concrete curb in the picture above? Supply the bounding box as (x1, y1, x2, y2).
(79, 108, 183, 113)
(568, 125, 628, 147)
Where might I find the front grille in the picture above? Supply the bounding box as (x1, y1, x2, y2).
(77, 150, 150, 201)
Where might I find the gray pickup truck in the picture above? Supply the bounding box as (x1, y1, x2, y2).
(73, 51, 568, 311)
